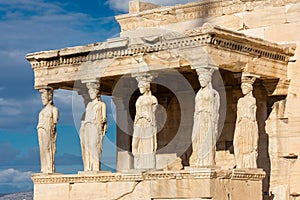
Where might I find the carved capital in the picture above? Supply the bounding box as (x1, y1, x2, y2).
(194, 66, 218, 86)
(81, 80, 101, 93)
(241, 72, 260, 85)
(132, 68, 158, 86)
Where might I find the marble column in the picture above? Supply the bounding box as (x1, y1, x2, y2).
(37, 87, 59, 174)
(79, 81, 107, 172)
(112, 96, 133, 171)
(233, 73, 259, 168)
(190, 67, 220, 167)
(132, 73, 158, 170)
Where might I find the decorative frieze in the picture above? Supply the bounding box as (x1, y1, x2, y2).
(32, 169, 265, 184)
(27, 25, 294, 70)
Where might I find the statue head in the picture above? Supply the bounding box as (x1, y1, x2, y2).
(241, 73, 256, 95)
(39, 88, 53, 106)
(86, 82, 100, 101)
(138, 81, 151, 94)
(136, 74, 153, 95)
(196, 68, 214, 88)
(241, 83, 253, 95)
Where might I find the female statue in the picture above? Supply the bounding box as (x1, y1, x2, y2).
(80, 82, 107, 172)
(233, 75, 258, 168)
(132, 76, 158, 169)
(37, 88, 58, 173)
(190, 69, 220, 167)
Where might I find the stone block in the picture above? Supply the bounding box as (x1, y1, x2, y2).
(264, 23, 300, 43)
(156, 153, 178, 169)
(270, 184, 289, 200)
(69, 183, 107, 200)
(150, 178, 215, 198)
(244, 7, 286, 29)
(287, 134, 300, 153)
(286, 3, 300, 23)
(34, 183, 69, 200)
(290, 161, 300, 193)
(288, 82, 300, 98)
(287, 62, 300, 80)
(204, 14, 243, 31)
(117, 151, 133, 172)
(117, 180, 151, 200)
(216, 150, 235, 169)
(230, 179, 263, 200)
(287, 98, 300, 118)
(107, 181, 140, 199)
(240, 27, 265, 40)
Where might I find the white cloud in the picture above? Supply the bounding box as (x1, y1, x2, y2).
(0, 98, 21, 116)
(0, 1, 120, 131)
(0, 97, 40, 130)
(0, 107, 21, 116)
(0, 0, 64, 16)
(54, 90, 75, 105)
(0, 168, 32, 183)
(106, 0, 195, 13)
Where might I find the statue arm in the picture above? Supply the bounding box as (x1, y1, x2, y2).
(251, 99, 257, 122)
(206, 91, 220, 148)
(102, 102, 107, 135)
(211, 91, 220, 122)
(53, 106, 59, 125)
(152, 96, 158, 111)
(101, 102, 107, 123)
(50, 106, 58, 134)
(252, 102, 258, 151)
(152, 96, 158, 151)
(235, 99, 242, 124)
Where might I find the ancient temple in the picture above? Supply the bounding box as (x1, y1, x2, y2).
(26, 0, 300, 199)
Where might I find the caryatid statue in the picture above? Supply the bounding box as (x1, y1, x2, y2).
(37, 88, 58, 174)
(80, 82, 107, 172)
(233, 73, 259, 168)
(132, 74, 158, 170)
(190, 68, 220, 167)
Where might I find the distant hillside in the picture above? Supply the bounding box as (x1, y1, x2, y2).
(0, 191, 33, 200)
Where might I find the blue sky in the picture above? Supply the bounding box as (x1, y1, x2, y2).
(0, 0, 193, 194)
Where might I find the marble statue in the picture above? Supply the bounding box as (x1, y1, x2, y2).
(190, 68, 220, 167)
(233, 74, 258, 168)
(132, 75, 158, 169)
(80, 82, 107, 172)
(37, 88, 59, 174)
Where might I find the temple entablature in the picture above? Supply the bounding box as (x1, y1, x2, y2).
(26, 24, 295, 95)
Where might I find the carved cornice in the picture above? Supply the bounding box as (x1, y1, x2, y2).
(26, 25, 294, 71)
(31, 169, 265, 184)
(230, 169, 266, 181)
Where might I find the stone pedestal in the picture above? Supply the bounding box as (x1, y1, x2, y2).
(32, 169, 265, 200)
(117, 151, 134, 172)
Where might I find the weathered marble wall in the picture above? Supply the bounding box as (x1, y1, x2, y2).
(116, 1, 300, 198)
(32, 169, 265, 200)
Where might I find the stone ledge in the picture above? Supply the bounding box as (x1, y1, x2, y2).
(32, 168, 266, 184)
